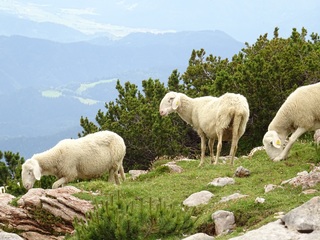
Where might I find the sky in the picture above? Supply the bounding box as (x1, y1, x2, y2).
(0, 0, 319, 43)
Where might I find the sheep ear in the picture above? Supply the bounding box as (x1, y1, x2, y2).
(172, 94, 181, 110)
(271, 138, 282, 149)
(32, 164, 42, 180)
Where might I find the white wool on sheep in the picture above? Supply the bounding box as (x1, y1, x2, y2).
(21, 130, 126, 189)
(263, 82, 320, 161)
(159, 91, 249, 166)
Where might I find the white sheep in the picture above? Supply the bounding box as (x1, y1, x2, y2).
(159, 91, 249, 166)
(22, 130, 126, 189)
(263, 82, 320, 161)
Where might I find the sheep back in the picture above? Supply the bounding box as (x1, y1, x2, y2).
(268, 82, 320, 134)
(188, 93, 249, 140)
(215, 93, 249, 132)
(34, 130, 126, 181)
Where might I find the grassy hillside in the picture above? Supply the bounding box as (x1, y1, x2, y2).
(70, 141, 320, 239)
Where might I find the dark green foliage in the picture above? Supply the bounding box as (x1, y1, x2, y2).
(0, 151, 26, 195)
(80, 78, 194, 171)
(70, 192, 196, 240)
(80, 28, 320, 170)
(33, 175, 57, 190)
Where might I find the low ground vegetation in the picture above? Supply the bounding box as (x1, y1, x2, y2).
(67, 141, 320, 239)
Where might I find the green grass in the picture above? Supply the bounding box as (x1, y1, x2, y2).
(70, 141, 320, 239)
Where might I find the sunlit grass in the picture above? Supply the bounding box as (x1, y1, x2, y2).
(71, 141, 320, 239)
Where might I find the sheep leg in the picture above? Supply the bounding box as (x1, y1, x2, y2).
(229, 130, 240, 165)
(52, 177, 68, 189)
(198, 134, 207, 167)
(229, 139, 238, 165)
(274, 127, 307, 161)
(214, 131, 223, 165)
(109, 167, 121, 185)
(119, 165, 126, 181)
(208, 138, 215, 164)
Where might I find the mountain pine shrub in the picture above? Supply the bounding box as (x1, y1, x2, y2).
(70, 192, 196, 240)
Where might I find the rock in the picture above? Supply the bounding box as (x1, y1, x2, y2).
(163, 162, 183, 173)
(183, 191, 214, 207)
(0, 231, 24, 240)
(212, 210, 235, 235)
(234, 166, 251, 177)
(128, 170, 148, 180)
(0, 186, 94, 240)
(230, 220, 299, 240)
(219, 193, 248, 203)
(282, 167, 320, 189)
(255, 197, 265, 203)
(230, 197, 320, 239)
(282, 196, 320, 231)
(182, 233, 214, 240)
(264, 184, 281, 193)
(248, 146, 265, 158)
(302, 189, 318, 195)
(208, 177, 235, 187)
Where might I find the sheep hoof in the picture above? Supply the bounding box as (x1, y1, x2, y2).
(273, 157, 282, 162)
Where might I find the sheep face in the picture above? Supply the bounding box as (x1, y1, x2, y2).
(159, 92, 180, 116)
(263, 130, 284, 160)
(21, 159, 42, 190)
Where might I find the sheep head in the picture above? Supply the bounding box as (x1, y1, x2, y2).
(159, 92, 181, 116)
(21, 158, 42, 190)
(262, 130, 284, 160)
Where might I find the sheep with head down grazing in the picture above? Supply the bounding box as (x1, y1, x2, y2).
(263, 82, 320, 161)
(22, 130, 126, 189)
(159, 91, 249, 166)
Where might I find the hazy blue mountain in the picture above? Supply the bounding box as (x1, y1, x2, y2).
(0, 27, 244, 158)
(0, 14, 95, 43)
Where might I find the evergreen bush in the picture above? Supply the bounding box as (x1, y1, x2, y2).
(70, 192, 196, 240)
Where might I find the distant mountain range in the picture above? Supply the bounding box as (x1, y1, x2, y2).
(0, 15, 244, 159)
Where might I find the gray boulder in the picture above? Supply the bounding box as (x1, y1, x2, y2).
(230, 196, 320, 239)
(183, 191, 214, 207)
(282, 196, 320, 232)
(212, 210, 235, 235)
(0, 232, 23, 240)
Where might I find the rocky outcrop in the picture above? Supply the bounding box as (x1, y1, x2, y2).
(0, 186, 94, 240)
(282, 167, 320, 189)
(230, 196, 320, 239)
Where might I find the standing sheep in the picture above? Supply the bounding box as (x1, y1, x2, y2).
(22, 130, 126, 189)
(263, 82, 320, 161)
(159, 91, 249, 166)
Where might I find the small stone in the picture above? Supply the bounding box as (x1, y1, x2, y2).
(234, 166, 250, 177)
(208, 177, 235, 187)
(255, 197, 265, 203)
(129, 170, 148, 180)
(219, 193, 248, 203)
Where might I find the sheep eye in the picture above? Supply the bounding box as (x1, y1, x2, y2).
(169, 97, 174, 103)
